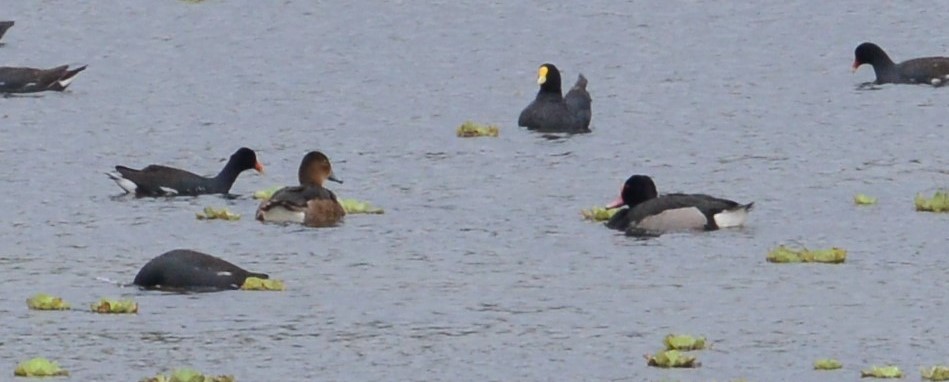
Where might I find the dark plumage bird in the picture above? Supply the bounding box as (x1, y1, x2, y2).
(256, 151, 345, 227)
(604, 175, 753, 237)
(133, 249, 269, 291)
(852, 42, 949, 86)
(518, 63, 592, 133)
(106, 147, 264, 197)
(0, 21, 14, 42)
(0, 65, 87, 94)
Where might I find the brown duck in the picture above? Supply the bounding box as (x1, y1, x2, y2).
(256, 151, 345, 227)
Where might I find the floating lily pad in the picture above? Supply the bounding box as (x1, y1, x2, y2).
(581, 206, 618, 222)
(663, 334, 706, 351)
(139, 368, 234, 382)
(766, 245, 847, 264)
(456, 121, 499, 137)
(91, 298, 138, 314)
(854, 193, 878, 205)
(253, 186, 281, 200)
(646, 350, 699, 368)
(861, 365, 902, 378)
(26, 293, 70, 310)
(14, 357, 68, 377)
(338, 198, 384, 214)
(922, 366, 949, 381)
(814, 358, 843, 370)
(240, 277, 285, 291)
(915, 190, 949, 212)
(196, 206, 240, 221)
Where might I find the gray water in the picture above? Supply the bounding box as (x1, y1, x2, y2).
(1, 1, 947, 381)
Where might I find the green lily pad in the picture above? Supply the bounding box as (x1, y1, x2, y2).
(814, 358, 843, 370)
(915, 190, 949, 212)
(663, 334, 706, 351)
(26, 293, 70, 310)
(456, 121, 499, 137)
(253, 186, 281, 200)
(196, 206, 240, 221)
(922, 366, 949, 381)
(646, 350, 699, 368)
(240, 277, 285, 291)
(861, 365, 902, 378)
(338, 198, 384, 214)
(91, 298, 138, 314)
(581, 206, 619, 222)
(14, 357, 69, 377)
(766, 245, 847, 264)
(139, 368, 235, 382)
(854, 193, 877, 205)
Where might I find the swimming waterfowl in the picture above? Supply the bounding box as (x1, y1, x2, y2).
(106, 147, 264, 197)
(518, 63, 592, 133)
(852, 42, 949, 86)
(256, 151, 345, 227)
(604, 175, 753, 237)
(133, 249, 268, 291)
(0, 21, 13, 42)
(0, 64, 87, 93)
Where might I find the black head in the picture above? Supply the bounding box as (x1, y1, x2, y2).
(230, 147, 264, 173)
(606, 174, 659, 209)
(298, 151, 342, 186)
(536, 63, 563, 94)
(853, 42, 889, 69)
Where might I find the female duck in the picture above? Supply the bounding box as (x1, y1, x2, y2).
(605, 175, 753, 237)
(256, 151, 345, 227)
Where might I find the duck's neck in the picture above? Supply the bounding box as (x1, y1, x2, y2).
(536, 88, 563, 101)
(214, 160, 245, 186)
(871, 54, 899, 83)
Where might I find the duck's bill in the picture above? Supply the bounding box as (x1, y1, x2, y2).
(254, 162, 265, 173)
(851, 61, 860, 72)
(328, 173, 343, 184)
(605, 196, 624, 209)
(537, 65, 549, 85)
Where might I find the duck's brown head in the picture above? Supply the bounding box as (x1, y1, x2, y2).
(298, 151, 342, 187)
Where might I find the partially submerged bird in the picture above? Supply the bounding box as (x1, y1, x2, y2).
(256, 151, 345, 227)
(0, 21, 14, 42)
(518, 63, 592, 133)
(133, 249, 269, 292)
(106, 147, 264, 197)
(0, 65, 87, 93)
(605, 175, 753, 237)
(852, 42, 949, 86)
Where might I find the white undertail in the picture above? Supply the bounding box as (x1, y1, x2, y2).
(105, 172, 137, 194)
(713, 204, 752, 228)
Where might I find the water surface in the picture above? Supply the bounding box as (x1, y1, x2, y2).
(1, 1, 947, 381)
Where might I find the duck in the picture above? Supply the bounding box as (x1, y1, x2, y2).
(106, 147, 264, 197)
(0, 21, 13, 42)
(0, 64, 87, 94)
(256, 151, 345, 227)
(604, 175, 753, 237)
(133, 249, 269, 291)
(852, 42, 949, 86)
(518, 63, 592, 133)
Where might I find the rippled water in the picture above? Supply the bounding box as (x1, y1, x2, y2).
(1, 1, 947, 381)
